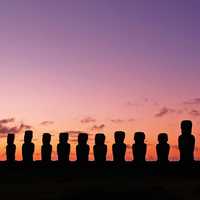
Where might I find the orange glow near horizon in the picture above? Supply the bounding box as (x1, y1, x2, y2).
(0, 117, 200, 161)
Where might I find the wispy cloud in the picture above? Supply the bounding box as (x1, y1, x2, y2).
(128, 118, 135, 122)
(20, 123, 32, 129)
(184, 98, 200, 105)
(80, 117, 96, 123)
(155, 107, 175, 117)
(110, 118, 135, 123)
(64, 130, 82, 138)
(144, 98, 149, 103)
(189, 109, 200, 117)
(91, 124, 105, 131)
(40, 121, 54, 126)
(125, 98, 158, 107)
(65, 130, 92, 143)
(110, 119, 124, 123)
(0, 123, 31, 136)
(126, 101, 135, 106)
(125, 101, 140, 106)
(0, 118, 31, 137)
(63, 130, 82, 143)
(0, 118, 15, 124)
(66, 130, 85, 138)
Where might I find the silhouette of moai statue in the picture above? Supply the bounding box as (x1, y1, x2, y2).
(57, 132, 70, 163)
(178, 120, 195, 165)
(6, 133, 16, 163)
(76, 133, 89, 164)
(156, 133, 170, 165)
(93, 133, 107, 165)
(22, 130, 35, 164)
(132, 132, 146, 165)
(41, 133, 52, 163)
(112, 131, 126, 164)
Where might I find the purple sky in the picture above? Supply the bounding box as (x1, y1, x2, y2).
(0, 0, 200, 160)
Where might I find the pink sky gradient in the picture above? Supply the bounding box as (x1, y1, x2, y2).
(0, 0, 200, 161)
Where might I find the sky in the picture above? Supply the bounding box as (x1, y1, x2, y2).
(0, 0, 200, 161)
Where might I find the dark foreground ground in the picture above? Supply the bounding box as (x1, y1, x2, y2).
(0, 161, 200, 200)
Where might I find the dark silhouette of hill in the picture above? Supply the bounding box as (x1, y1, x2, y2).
(0, 161, 200, 200)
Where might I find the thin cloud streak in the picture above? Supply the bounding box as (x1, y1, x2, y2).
(155, 107, 175, 118)
(110, 119, 124, 123)
(184, 98, 200, 105)
(0, 123, 32, 136)
(91, 124, 105, 131)
(80, 117, 96, 123)
(0, 118, 31, 137)
(40, 121, 54, 126)
(189, 109, 200, 117)
(0, 118, 15, 124)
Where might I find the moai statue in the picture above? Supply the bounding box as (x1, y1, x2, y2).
(22, 130, 35, 164)
(132, 132, 146, 165)
(93, 133, 107, 165)
(41, 133, 52, 162)
(178, 120, 195, 165)
(156, 133, 170, 165)
(6, 133, 16, 163)
(57, 132, 70, 163)
(76, 133, 89, 164)
(112, 131, 126, 164)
